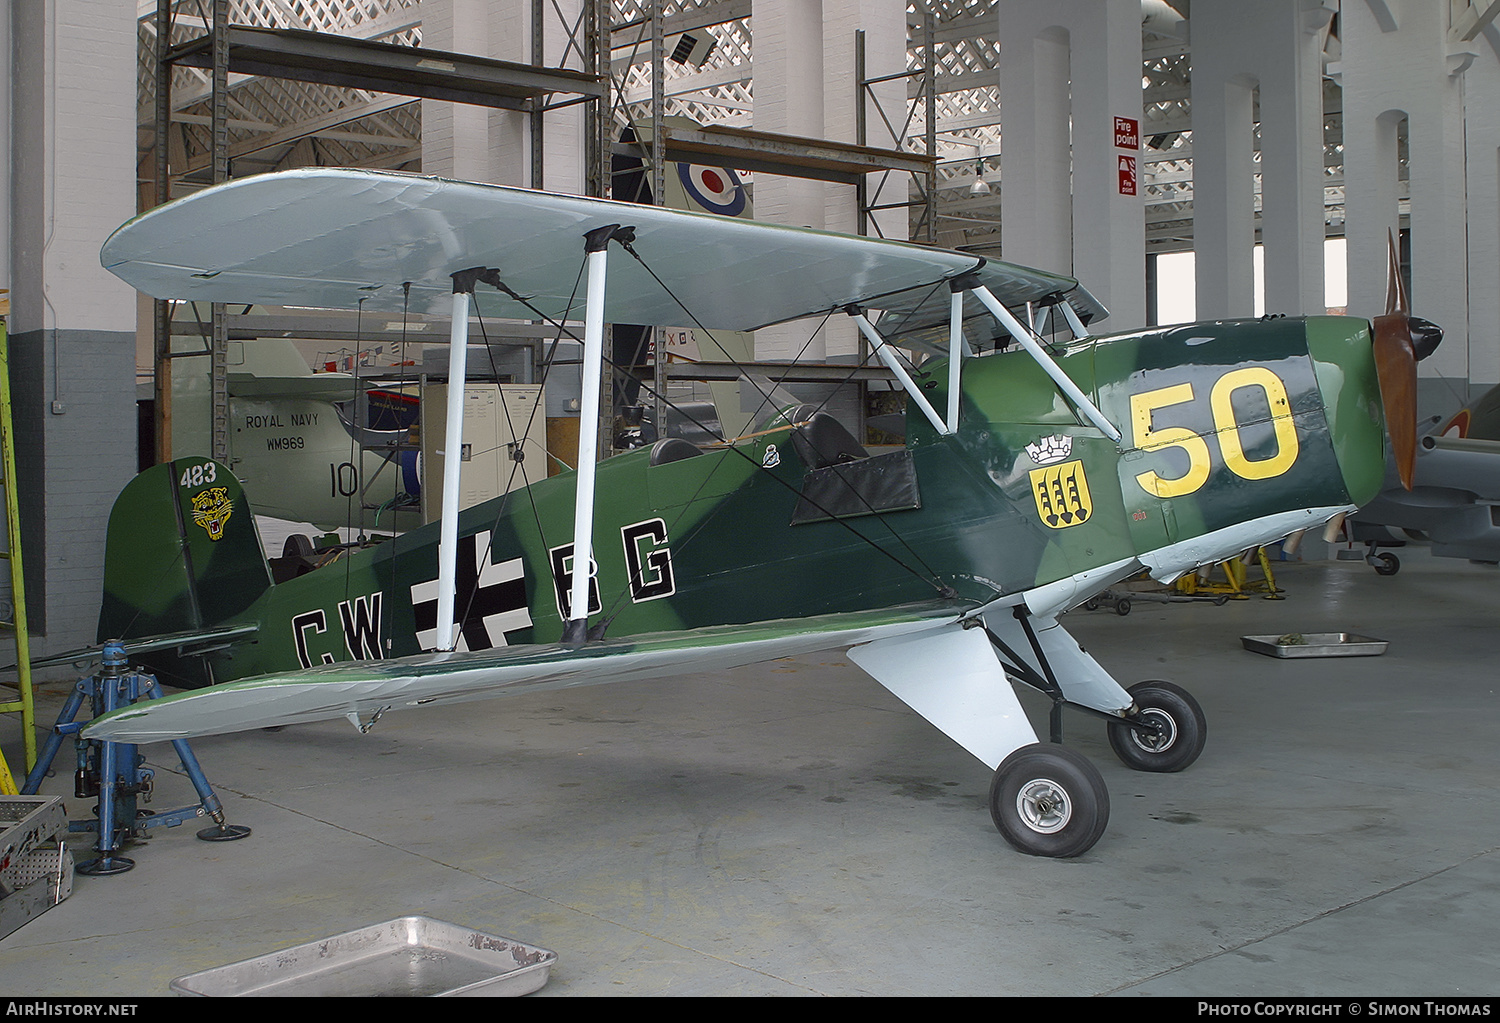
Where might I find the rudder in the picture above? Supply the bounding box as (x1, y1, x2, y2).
(97, 457, 271, 684)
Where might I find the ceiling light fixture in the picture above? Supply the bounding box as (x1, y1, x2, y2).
(968, 158, 991, 198)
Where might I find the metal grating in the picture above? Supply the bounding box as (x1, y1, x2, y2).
(138, 0, 425, 201)
(132, 1, 1357, 256)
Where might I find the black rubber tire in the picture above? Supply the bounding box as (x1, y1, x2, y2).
(989, 744, 1110, 858)
(1114, 597, 1131, 616)
(1107, 680, 1207, 773)
(1372, 552, 1400, 576)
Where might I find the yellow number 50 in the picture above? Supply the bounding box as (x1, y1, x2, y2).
(1131, 382, 1210, 498)
(1130, 368, 1299, 498)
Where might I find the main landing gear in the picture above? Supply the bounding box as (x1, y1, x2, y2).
(980, 613, 1207, 858)
(1105, 681, 1207, 774)
(989, 744, 1110, 859)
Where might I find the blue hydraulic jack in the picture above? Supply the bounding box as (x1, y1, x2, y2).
(22, 641, 250, 875)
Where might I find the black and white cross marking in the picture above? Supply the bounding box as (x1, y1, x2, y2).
(410, 530, 531, 651)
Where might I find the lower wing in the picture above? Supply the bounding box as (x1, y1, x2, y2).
(82, 602, 968, 743)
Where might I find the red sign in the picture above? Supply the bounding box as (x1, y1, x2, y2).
(1114, 116, 1139, 150)
(1118, 155, 1137, 196)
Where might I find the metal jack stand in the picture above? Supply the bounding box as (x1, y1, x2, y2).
(22, 641, 249, 875)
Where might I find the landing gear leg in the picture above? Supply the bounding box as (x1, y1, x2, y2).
(847, 622, 1113, 857)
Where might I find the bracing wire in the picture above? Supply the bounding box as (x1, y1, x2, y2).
(437, 244, 962, 646)
(609, 239, 953, 590)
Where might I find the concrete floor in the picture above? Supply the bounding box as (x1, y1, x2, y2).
(1, 546, 1497, 997)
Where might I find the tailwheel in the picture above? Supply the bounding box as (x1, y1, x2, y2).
(989, 744, 1110, 858)
(1107, 680, 1206, 773)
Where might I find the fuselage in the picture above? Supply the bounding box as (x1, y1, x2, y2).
(118, 315, 1387, 687)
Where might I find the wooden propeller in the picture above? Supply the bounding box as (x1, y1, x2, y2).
(1371, 231, 1420, 490)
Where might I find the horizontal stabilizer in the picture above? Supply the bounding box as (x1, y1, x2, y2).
(226, 374, 365, 400)
(30, 624, 261, 671)
(82, 603, 968, 744)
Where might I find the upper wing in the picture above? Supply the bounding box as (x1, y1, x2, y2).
(82, 602, 968, 744)
(100, 168, 1099, 339)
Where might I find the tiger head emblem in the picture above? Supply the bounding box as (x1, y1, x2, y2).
(191, 487, 232, 541)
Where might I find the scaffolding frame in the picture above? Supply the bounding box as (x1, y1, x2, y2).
(146, 0, 944, 464)
(0, 317, 36, 789)
(148, 0, 609, 465)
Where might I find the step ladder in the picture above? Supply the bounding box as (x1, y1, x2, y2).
(0, 310, 36, 794)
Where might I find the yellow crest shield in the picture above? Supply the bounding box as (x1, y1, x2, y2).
(191, 486, 233, 541)
(1029, 460, 1092, 529)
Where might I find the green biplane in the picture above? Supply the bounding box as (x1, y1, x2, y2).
(73, 168, 1426, 858)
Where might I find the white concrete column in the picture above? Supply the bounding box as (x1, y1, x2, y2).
(1191, 0, 1330, 319)
(997, 23, 1073, 277)
(750, 0, 826, 227)
(537, 0, 585, 196)
(5, 0, 138, 651)
(421, 0, 586, 191)
(1068, 2, 1147, 329)
(823, 0, 906, 360)
(1259, 4, 1332, 317)
(751, 0, 901, 363)
(1190, 68, 1258, 319)
(997, 0, 1146, 329)
(421, 0, 497, 181)
(1462, 33, 1500, 391)
(750, 0, 827, 361)
(1339, 0, 1472, 404)
(822, 0, 906, 242)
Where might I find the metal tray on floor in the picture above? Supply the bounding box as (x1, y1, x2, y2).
(1241, 633, 1388, 658)
(170, 916, 556, 997)
(0, 796, 75, 940)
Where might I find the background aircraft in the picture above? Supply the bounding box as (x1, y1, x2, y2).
(612, 117, 757, 442)
(168, 334, 422, 536)
(1348, 372, 1500, 574)
(71, 168, 1421, 860)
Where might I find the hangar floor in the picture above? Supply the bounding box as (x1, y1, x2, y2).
(1, 546, 1497, 997)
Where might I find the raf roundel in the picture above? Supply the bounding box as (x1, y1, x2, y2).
(677, 162, 746, 216)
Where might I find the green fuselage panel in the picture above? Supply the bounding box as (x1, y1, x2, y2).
(111, 315, 1383, 687)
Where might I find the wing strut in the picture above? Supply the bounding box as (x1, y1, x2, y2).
(435, 275, 477, 651)
(947, 281, 966, 434)
(849, 310, 952, 436)
(562, 224, 630, 644)
(1058, 300, 1093, 341)
(437, 264, 536, 650)
(969, 285, 1122, 442)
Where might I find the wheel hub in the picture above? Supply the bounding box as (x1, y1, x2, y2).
(1016, 777, 1072, 833)
(1131, 708, 1177, 753)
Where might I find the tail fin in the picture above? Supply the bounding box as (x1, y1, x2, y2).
(98, 458, 272, 650)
